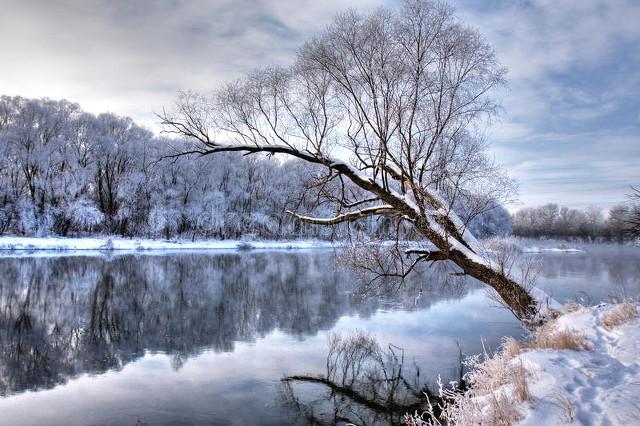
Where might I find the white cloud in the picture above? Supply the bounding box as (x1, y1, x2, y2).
(454, 0, 640, 208)
(0, 0, 637, 208)
(0, 0, 388, 129)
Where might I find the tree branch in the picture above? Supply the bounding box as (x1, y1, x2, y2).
(405, 248, 449, 262)
(286, 205, 394, 225)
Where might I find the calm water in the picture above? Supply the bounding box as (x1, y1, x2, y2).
(0, 245, 638, 425)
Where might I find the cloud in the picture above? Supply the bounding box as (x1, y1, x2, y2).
(0, 0, 637, 209)
(454, 0, 640, 208)
(0, 0, 388, 127)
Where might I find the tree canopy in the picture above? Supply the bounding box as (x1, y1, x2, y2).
(161, 0, 538, 320)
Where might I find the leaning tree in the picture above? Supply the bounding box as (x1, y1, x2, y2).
(160, 0, 540, 320)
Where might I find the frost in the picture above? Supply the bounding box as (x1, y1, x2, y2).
(407, 303, 640, 425)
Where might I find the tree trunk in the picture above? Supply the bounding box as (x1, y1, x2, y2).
(450, 250, 536, 320)
(411, 217, 537, 320)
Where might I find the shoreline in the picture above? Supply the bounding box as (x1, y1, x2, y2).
(406, 302, 640, 425)
(0, 236, 339, 253)
(0, 235, 601, 258)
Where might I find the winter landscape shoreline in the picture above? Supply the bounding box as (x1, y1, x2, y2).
(406, 302, 640, 425)
(0, 236, 339, 252)
(0, 236, 592, 258)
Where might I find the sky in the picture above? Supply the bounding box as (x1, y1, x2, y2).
(0, 0, 638, 210)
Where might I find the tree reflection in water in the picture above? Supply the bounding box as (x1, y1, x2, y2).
(0, 252, 471, 397)
(1, 249, 637, 424)
(280, 332, 464, 426)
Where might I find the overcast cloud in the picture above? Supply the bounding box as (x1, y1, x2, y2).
(0, 0, 638, 209)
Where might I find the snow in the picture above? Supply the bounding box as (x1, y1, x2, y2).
(424, 214, 491, 267)
(0, 236, 338, 256)
(523, 246, 584, 253)
(528, 286, 563, 320)
(286, 205, 394, 224)
(477, 303, 640, 425)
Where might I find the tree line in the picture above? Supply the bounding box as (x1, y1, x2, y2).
(0, 96, 337, 239)
(2, 96, 636, 244)
(512, 200, 640, 242)
(0, 96, 507, 240)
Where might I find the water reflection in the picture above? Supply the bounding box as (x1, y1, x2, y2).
(0, 246, 637, 425)
(279, 331, 459, 426)
(531, 246, 640, 304)
(0, 252, 472, 398)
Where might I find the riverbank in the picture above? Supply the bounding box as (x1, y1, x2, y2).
(407, 302, 640, 425)
(0, 235, 591, 253)
(0, 236, 338, 252)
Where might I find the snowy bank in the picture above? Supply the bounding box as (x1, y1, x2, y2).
(0, 236, 338, 255)
(516, 303, 640, 425)
(407, 302, 640, 425)
(522, 246, 584, 254)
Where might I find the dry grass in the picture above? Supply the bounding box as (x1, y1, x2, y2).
(405, 338, 532, 426)
(548, 392, 577, 423)
(602, 303, 638, 328)
(528, 320, 589, 351)
(563, 303, 583, 313)
(512, 360, 532, 402)
(488, 392, 526, 426)
(503, 337, 522, 359)
(404, 309, 598, 426)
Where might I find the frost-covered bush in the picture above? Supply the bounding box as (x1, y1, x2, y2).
(405, 337, 531, 426)
(68, 199, 104, 230)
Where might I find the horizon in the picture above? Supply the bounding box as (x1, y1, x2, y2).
(1, 0, 638, 209)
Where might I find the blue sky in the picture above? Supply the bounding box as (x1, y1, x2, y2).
(0, 0, 638, 209)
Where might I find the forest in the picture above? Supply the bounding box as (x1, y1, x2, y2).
(512, 202, 639, 242)
(1, 96, 638, 244)
(0, 95, 511, 241)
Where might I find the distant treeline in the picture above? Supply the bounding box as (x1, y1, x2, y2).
(0, 96, 507, 240)
(0, 96, 349, 239)
(512, 203, 639, 242)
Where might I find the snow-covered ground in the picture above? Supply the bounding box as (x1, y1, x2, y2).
(517, 303, 640, 425)
(507, 237, 585, 253)
(429, 303, 639, 425)
(0, 236, 587, 253)
(0, 236, 337, 254)
(522, 246, 584, 253)
(408, 303, 640, 425)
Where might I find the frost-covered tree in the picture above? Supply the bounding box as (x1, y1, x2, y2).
(160, 0, 537, 319)
(606, 205, 630, 243)
(468, 204, 512, 239)
(626, 187, 640, 240)
(0, 97, 80, 234)
(0, 95, 396, 239)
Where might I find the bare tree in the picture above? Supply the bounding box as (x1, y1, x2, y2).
(627, 186, 640, 239)
(160, 0, 537, 319)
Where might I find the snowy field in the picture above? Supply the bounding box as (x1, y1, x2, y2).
(522, 246, 584, 253)
(0, 235, 588, 254)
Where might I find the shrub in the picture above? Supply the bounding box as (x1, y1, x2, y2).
(602, 303, 637, 328)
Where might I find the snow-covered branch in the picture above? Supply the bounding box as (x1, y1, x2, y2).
(286, 205, 394, 225)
